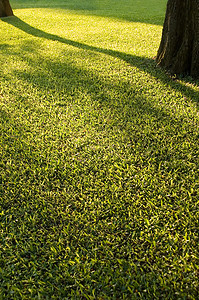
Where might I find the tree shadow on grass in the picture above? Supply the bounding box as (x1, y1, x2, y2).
(1, 14, 199, 263)
(1, 12, 199, 299)
(2, 16, 199, 104)
(12, 0, 98, 11)
(11, 0, 166, 25)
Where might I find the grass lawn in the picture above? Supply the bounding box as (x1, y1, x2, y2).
(0, 0, 199, 298)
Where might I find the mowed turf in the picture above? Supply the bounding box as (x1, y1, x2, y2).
(0, 0, 199, 298)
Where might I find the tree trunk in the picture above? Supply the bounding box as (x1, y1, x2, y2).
(0, 0, 14, 17)
(156, 0, 199, 79)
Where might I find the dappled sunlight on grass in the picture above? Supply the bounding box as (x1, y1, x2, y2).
(12, 0, 167, 25)
(0, 3, 199, 299)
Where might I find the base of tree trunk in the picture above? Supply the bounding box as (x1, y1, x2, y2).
(0, 0, 14, 17)
(156, 0, 199, 79)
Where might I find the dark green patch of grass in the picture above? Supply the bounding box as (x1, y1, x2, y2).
(0, 1, 199, 299)
(11, 0, 167, 25)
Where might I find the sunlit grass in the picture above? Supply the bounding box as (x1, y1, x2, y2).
(12, 0, 167, 24)
(0, 1, 199, 298)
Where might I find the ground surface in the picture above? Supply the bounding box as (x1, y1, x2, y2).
(0, 0, 199, 298)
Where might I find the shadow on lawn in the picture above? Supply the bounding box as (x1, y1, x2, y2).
(11, 0, 166, 25)
(1, 16, 199, 222)
(2, 16, 199, 103)
(1, 12, 199, 299)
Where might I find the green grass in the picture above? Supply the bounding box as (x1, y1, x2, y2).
(0, 1, 199, 298)
(11, 0, 166, 25)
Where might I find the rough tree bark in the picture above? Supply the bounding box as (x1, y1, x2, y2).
(0, 0, 14, 17)
(156, 0, 199, 79)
